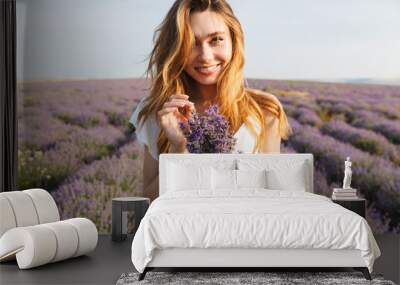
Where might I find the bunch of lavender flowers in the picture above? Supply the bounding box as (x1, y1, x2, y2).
(179, 104, 237, 153)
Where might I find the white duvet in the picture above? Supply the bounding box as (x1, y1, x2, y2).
(131, 190, 380, 273)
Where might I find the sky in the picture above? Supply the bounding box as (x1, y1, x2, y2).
(16, 0, 400, 81)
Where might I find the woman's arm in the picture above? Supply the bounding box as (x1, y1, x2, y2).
(260, 111, 281, 153)
(142, 145, 159, 202)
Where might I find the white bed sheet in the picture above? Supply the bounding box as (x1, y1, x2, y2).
(131, 190, 380, 273)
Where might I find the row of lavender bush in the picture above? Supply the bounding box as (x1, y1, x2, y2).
(17, 79, 400, 233)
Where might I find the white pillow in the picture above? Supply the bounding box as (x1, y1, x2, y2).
(212, 168, 237, 190)
(237, 158, 308, 191)
(212, 168, 268, 190)
(236, 169, 267, 188)
(167, 163, 212, 191)
(266, 163, 307, 191)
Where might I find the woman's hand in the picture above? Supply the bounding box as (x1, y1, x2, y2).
(157, 94, 195, 152)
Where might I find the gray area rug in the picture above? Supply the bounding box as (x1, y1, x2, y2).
(116, 271, 396, 285)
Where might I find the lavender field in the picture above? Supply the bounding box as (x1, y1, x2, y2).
(17, 79, 147, 233)
(17, 78, 400, 234)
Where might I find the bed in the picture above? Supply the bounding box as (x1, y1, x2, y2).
(131, 153, 381, 281)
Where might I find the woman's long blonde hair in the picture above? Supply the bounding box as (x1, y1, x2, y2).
(136, 0, 291, 154)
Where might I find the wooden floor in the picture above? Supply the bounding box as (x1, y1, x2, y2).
(0, 234, 398, 285)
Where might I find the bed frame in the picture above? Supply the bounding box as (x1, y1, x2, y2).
(138, 154, 372, 281)
(140, 248, 370, 280)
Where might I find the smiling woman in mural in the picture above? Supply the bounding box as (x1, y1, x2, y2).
(130, 0, 291, 201)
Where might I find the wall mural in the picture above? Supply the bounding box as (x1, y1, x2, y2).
(17, 78, 400, 234)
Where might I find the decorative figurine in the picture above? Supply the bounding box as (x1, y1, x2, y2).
(342, 157, 352, 189)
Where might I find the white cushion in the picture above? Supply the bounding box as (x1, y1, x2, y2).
(0, 218, 98, 269)
(237, 158, 309, 191)
(167, 162, 212, 191)
(23, 189, 60, 223)
(0, 196, 16, 237)
(0, 191, 39, 227)
(0, 189, 60, 238)
(0, 226, 57, 269)
(160, 155, 237, 195)
(236, 169, 267, 188)
(64, 218, 98, 257)
(212, 168, 237, 190)
(212, 168, 267, 191)
(266, 162, 307, 191)
(42, 221, 79, 262)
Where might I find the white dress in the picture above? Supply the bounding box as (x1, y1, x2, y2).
(129, 97, 260, 161)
